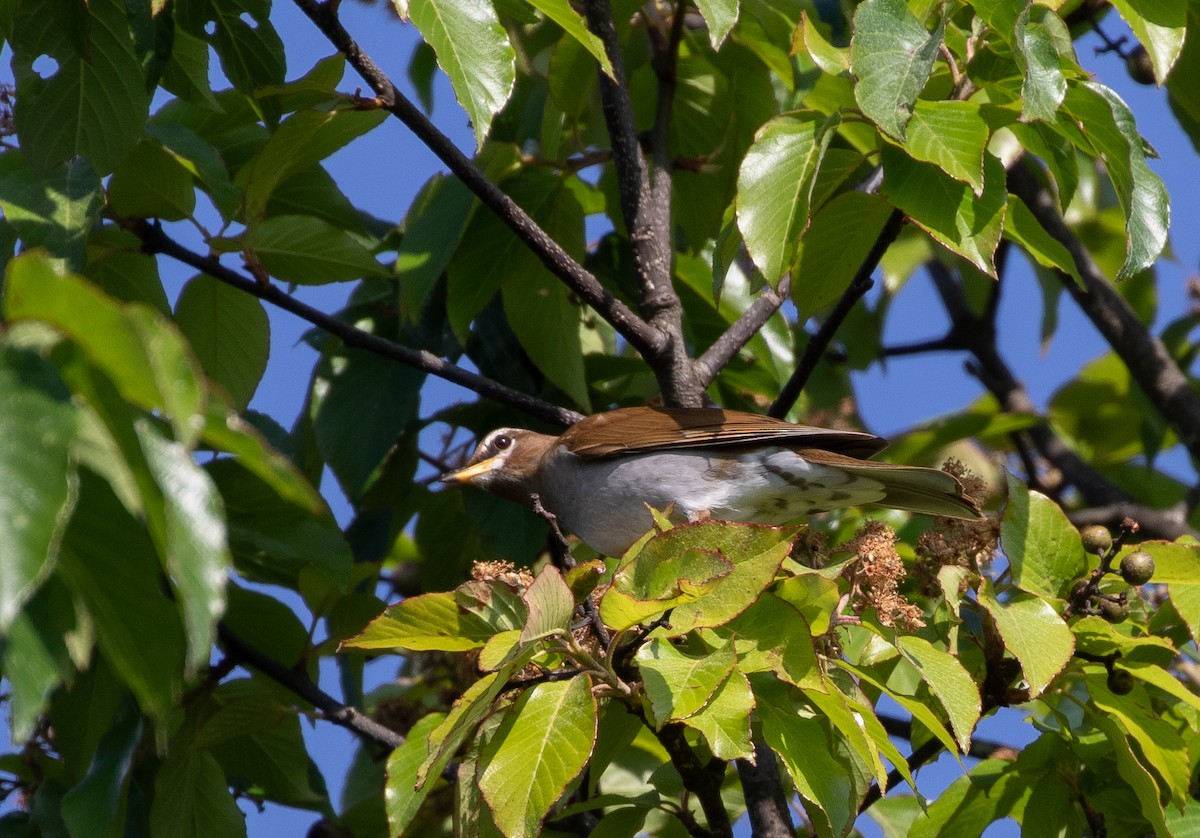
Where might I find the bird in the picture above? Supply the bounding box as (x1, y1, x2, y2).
(440, 406, 982, 557)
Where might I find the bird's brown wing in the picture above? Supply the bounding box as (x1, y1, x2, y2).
(560, 406, 887, 459)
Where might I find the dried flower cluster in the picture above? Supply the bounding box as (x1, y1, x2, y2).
(914, 461, 1000, 592)
(847, 520, 925, 630)
(471, 559, 535, 590)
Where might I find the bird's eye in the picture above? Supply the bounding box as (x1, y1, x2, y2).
(494, 434, 512, 450)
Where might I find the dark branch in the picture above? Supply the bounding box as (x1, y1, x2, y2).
(1008, 161, 1200, 465)
(770, 209, 905, 418)
(735, 742, 794, 837)
(695, 277, 792, 387)
(655, 724, 732, 837)
(582, 0, 700, 406)
(218, 623, 405, 752)
(131, 219, 583, 428)
(290, 0, 665, 363)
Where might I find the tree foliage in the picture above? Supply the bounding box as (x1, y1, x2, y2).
(0, 0, 1198, 836)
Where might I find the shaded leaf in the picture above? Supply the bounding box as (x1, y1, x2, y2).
(850, 0, 943, 141)
(1000, 473, 1086, 599)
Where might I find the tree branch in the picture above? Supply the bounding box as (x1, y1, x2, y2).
(1008, 161, 1200, 465)
(290, 0, 665, 362)
(131, 219, 583, 428)
(769, 209, 905, 418)
(735, 742, 794, 837)
(582, 0, 701, 406)
(655, 724, 732, 837)
(694, 277, 791, 387)
(218, 623, 405, 752)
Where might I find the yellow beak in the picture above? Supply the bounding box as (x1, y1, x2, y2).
(439, 456, 501, 484)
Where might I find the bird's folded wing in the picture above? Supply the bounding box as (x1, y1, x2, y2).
(561, 406, 887, 459)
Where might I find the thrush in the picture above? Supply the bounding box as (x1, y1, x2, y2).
(441, 406, 982, 557)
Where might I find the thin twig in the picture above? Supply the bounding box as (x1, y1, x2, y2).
(290, 0, 665, 362)
(130, 220, 583, 427)
(695, 276, 792, 387)
(770, 209, 905, 418)
(218, 623, 405, 752)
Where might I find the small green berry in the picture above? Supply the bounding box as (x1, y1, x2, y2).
(1097, 597, 1130, 624)
(1068, 578, 1091, 602)
(1107, 668, 1135, 696)
(1079, 525, 1113, 555)
(1125, 45, 1156, 86)
(1119, 550, 1155, 586)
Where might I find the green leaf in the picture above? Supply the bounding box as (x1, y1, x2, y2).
(908, 758, 1027, 838)
(0, 348, 78, 629)
(174, 275, 270, 412)
(736, 112, 827, 285)
(385, 713, 448, 835)
(792, 191, 894, 321)
(205, 0, 286, 109)
(107, 139, 197, 222)
(3, 577, 77, 742)
(1110, 0, 1186, 84)
(896, 636, 980, 752)
(147, 121, 243, 222)
(1090, 711, 1173, 837)
(408, 0, 515, 148)
(343, 591, 498, 652)
(976, 580, 1073, 698)
(502, 269, 591, 411)
(1003, 194, 1082, 286)
(1013, 6, 1070, 122)
(524, 0, 615, 75)
(900, 100, 989, 194)
(635, 637, 737, 726)
(850, 0, 943, 141)
(693, 0, 739, 48)
(1000, 473, 1086, 599)
(840, 663, 959, 763)
(10, 0, 151, 173)
(149, 748, 247, 838)
(59, 471, 186, 720)
(160, 26, 220, 109)
(754, 675, 853, 836)
(881, 145, 1006, 276)
(136, 421, 231, 675)
(60, 699, 143, 837)
(236, 108, 387, 219)
(682, 669, 755, 761)
(205, 679, 328, 808)
(798, 12, 850, 75)
(397, 174, 477, 320)
(599, 537, 733, 630)
(717, 593, 822, 690)
(0, 153, 102, 273)
(520, 565, 575, 643)
(1129, 541, 1200, 644)
(1165, 0, 1200, 153)
(1058, 82, 1169, 279)
(479, 676, 597, 838)
(247, 215, 389, 284)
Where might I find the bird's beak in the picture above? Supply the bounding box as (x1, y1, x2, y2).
(438, 457, 500, 484)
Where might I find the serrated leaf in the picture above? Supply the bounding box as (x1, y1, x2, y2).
(682, 670, 754, 760)
(149, 748, 246, 838)
(736, 112, 827, 285)
(520, 565, 574, 643)
(0, 153, 102, 272)
(977, 579, 1073, 698)
(60, 701, 145, 836)
(385, 713, 448, 835)
(792, 191, 894, 321)
(343, 591, 498, 652)
(1013, 6, 1070, 122)
(1129, 541, 1200, 644)
(107, 139, 196, 221)
(1058, 82, 1169, 279)
(901, 100, 989, 193)
(897, 636, 980, 752)
(843, 661, 962, 759)
(1090, 712, 1173, 837)
(10, 0, 150, 173)
(1003, 194, 1083, 287)
(717, 593, 822, 690)
(798, 12, 850, 75)
(881, 145, 1006, 276)
(398, 174, 477, 320)
(409, 0, 515, 148)
(0, 348, 78, 629)
(479, 676, 597, 838)
(635, 637, 737, 726)
(248, 215, 389, 284)
(174, 275, 269, 412)
(694, 0, 739, 48)
(1000, 473, 1087, 599)
(850, 0, 943, 141)
(136, 421, 231, 674)
(1110, 0, 1186, 84)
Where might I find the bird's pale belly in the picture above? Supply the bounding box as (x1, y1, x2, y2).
(539, 448, 887, 556)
